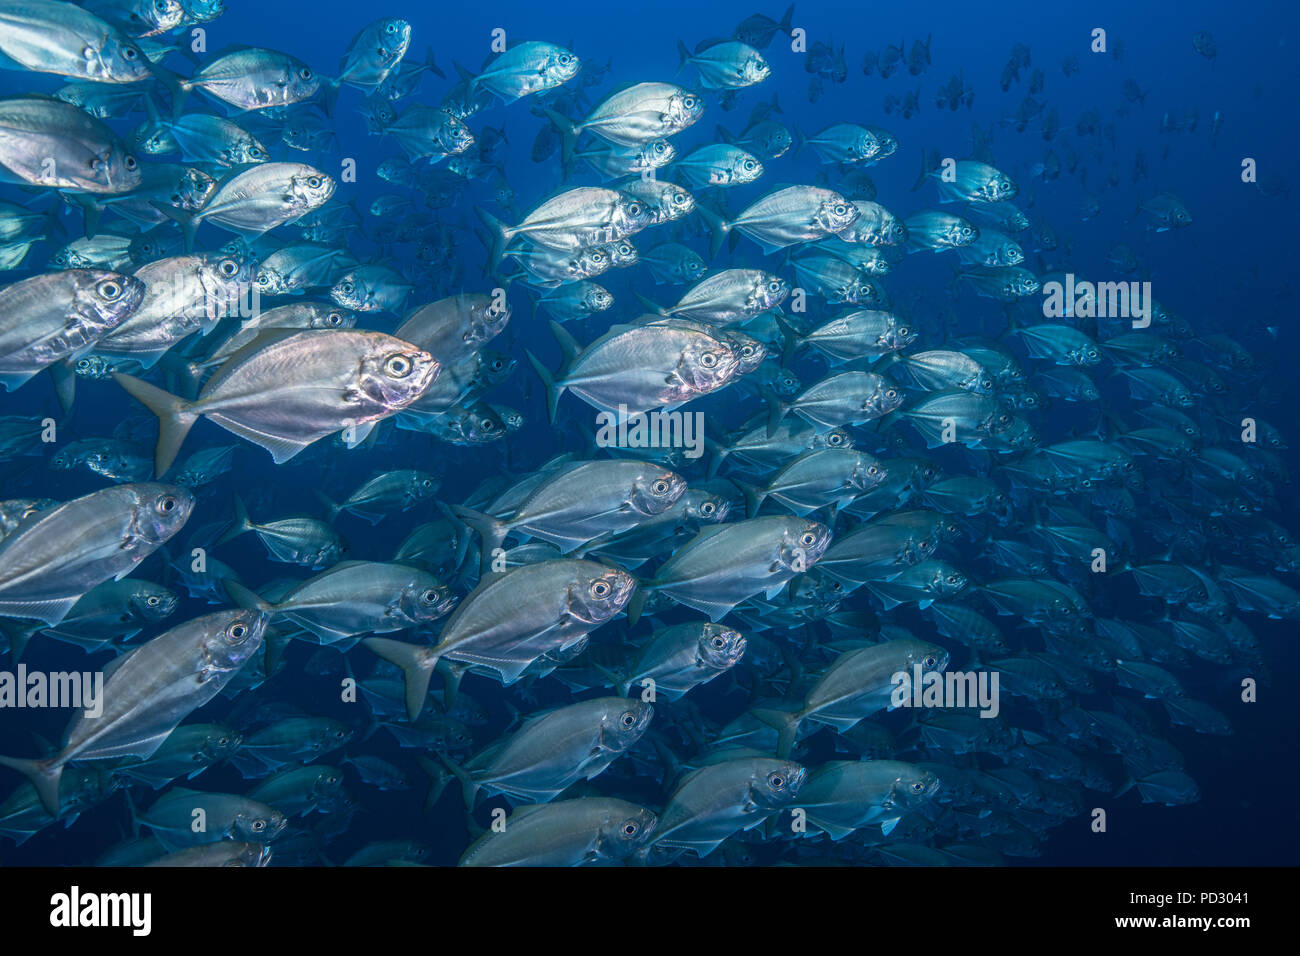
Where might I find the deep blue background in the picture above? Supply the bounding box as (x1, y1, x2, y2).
(0, 0, 1296, 866)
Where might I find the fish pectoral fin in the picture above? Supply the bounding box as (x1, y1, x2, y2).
(0, 597, 82, 627)
(205, 413, 317, 464)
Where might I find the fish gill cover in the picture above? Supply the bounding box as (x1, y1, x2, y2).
(0, 0, 1294, 868)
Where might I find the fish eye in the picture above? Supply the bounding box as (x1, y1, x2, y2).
(328, 312, 343, 326)
(147, 595, 161, 606)
(299, 67, 313, 80)
(385, 354, 413, 377)
(684, 95, 697, 108)
(590, 580, 611, 598)
(97, 280, 123, 299)
(886, 388, 898, 399)
(800, 532, 817, 547)
(711, 636, 726, 648)
(308, 176, 322, 188)
(227, 622, 248, 641)
(923, 655, 938, 668)
(700, 353, 718, 368)
(621, 821, 639, 837)
(910, 781, 926, 794)
(219, 258, 239, 277)
(768, 773, 785, 788)
(868, 465, 879, 475)
(768, 280, 782, 292)
(252, 820, 266, 831)
(744, 159, 756, 170)
(627, 201, 643, 217)
(339, 281, 354, 294)
(122, 45, 139, 61)
(158, 495, 179, 513)
(559, 53, 572, 64)
(652, 479, 670, 495)
(620, 712, 636, 728)
(250, 146, 266, 159)
(828, 434, 843, 445)
(700, 502, 715, 515)
(421, 588, 439, 603)
(124, 154, 138, 170)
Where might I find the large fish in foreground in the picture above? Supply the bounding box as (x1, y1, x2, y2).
(459, 797, 656, 866)
(0, 482, 192, 625)
(0, 268, 145, 390)
(113, 328, 439, 473)
(0, 609, 266, 814)
(365, 559, 634, 718)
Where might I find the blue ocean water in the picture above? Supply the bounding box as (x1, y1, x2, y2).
(0, 0, 1296, 866)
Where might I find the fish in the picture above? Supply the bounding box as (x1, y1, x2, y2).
(114, 328, 439, 472)
(0, 609, 265, 814)
(0, 482, 193, 625)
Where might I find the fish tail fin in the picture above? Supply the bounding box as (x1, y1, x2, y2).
(48, 360, 75, 416)
(625, 576, 652, 627)
(750, 707, 802, 759)
(151, 63, 188, 120)
(448, 505, 508, 576)
(715, 124, 735, 145)
(313, 490, 344, 522)
(319, 76, 340, 118)
(42, 198, 67, 238)
(146, 200, 200, 253)
(633, 291, 666, 315)
(436, 753, 479, 810)
(474, 206, 511, 272)
(111, 372, 196, 476)
(791, 125, 806, 157)
(437, 660, 468, 712)
(676, 39, 692, 74)
(415, 755, 452, 813)
(703, 436, 728, 479)
(779, 3, 796, 35)
(220, 578, 273, 613)
(736, 480, 766, 519)
(696, 203, 730, 259)
(216, 494, 254, 545)
(524, 349, 561, 424)
(762, 386, 787, 437)
(542, 108, 580, 169)
(774, 312, 803, 365)
(912, 147, 937, 191)
(362, 637, 438, 722)
(0, 755, 61, 817)
(0, 619, 39, 661)
(424, 47, 446, 79)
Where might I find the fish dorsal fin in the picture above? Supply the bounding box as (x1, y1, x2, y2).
(202, 328, 312, 393)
